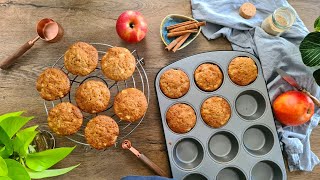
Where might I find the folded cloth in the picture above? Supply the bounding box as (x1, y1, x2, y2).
(191, 0, 320, 171)
(121, 176, 174, 180)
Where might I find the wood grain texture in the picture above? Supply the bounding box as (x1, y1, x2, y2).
(0, 0, 319, 179)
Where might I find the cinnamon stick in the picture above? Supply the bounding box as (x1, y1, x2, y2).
(172, 33, 191, 52)
(169, 21, 206, 32)
(166, 20, 196, 30)
(167, 29, 198, 38)
(165, 35, 185, 51)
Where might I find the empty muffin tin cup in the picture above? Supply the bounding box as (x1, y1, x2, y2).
(251, 160, 283, 180)
(216, 167, 246, 180)
(173, 138, 204, 170)
(183, 173, 208, 180)
(243, 125, 274, 156)
(236, 90, 266, 120)
(208, 131, 239, 163)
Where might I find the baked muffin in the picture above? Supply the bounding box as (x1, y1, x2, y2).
(201, 96, 231, 128)
(114, 88, 148, 122)
(159, 69, 190, 98)
(194, 63, 223, 91)
(228, 57, 258, 86)
(75, 80, 110, 114)
(36, 68, 70, 101)
(48, 102, 83, 136)
(101, 47, 135, 81)
(64, 42, 98, 76)
(166, 104, 196, 134)
(85, 115, 119, 150)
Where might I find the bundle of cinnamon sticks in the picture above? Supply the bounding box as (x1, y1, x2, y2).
(165, 20, 206, 52)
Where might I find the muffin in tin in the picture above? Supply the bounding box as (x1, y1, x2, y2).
(228, 56, 258, 86)
(114, 88, 148, 122)
(75, 80, 110, 114)
(101, 47, 136, 81)
(48, 102, 83, 136)
(64, 42, 98, 76)
(201, 96, 231, 128)
(166, 103, 196, 134)
(36, 67, 70, 101)
(194, 63, 223, 91)
(159, 69, 190, 99)
(85, 115, 119, 150)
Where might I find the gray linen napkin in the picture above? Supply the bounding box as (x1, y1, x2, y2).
(191, 0, 320, 171)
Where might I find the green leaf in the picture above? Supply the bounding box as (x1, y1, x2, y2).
(26, 164, 80, 179)
(0, 177, 12, 180)
(300, 32, 320, 67)
(26, 147, 75, 171)
(0, 111, 24, 124)
(0, 156, 8, 176)
(13, 126, 38, 157)
(0, 116, 33, 138)
(315, 16, 320, 32)
(0, 127, 12, 158)
(313, 68, 320, 86)
(4, 159, 30, 180)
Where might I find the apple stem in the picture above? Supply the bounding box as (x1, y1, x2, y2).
(130, 23, 134, 28)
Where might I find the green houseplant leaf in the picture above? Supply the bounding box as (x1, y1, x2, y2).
(0, 127, 13, 158)
(315, 16, 320, 32)
(0, 116, 33, 138)
(300, 32, 320, 67)
(0, 156, 8, 176)
(26, 147, 75, 171)
(26, 164, 80, 179)
(13, 126, 38, 157)
(4, 159, 30, 180)
(0, 111, 24, 124)
(313, 68, 320, 86)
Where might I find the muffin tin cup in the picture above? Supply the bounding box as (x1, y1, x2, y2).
(155, 51, 286, 180)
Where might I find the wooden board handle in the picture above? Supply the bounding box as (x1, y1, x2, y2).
(139, 154, 167, 177)
(0, 41, 35, 69)
(302, 89, 320, 108)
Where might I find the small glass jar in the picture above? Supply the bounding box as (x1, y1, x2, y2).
(261, 7, 296, 36)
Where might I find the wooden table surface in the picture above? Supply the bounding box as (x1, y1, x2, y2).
(0, 0, 319, 179)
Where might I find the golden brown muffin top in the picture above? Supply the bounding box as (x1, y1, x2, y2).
(159, 69, 190, 99)
(36, 67, 70, 101)
(194, 63, 223, 91)
(228, 57, 258, 86)
(166, 103, 196, 134)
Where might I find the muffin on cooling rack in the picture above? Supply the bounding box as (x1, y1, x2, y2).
(64, 42, 98, 76)
(36, 67, 70, 101)
(48, 102, 83, 136)
(114, 88, 148, 122)
(166, 103, 196, 134)
(101, 47, 136, 81)
(194, 63, 223, 91)
(201, 96, 231, 128)
(75, 80, 110, 114)
(228, 56, 258, 86)
(159, 69, 190, 99)
(85, 115, 119, 150)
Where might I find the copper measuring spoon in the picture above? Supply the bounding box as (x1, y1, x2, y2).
(0, 18, 64, 69)
(122, 140, 168, 177)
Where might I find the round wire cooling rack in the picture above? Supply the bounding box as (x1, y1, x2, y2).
(42, 43, 150, 148)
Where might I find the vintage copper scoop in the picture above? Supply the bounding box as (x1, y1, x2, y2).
(0, 18, 64, 69)
(122, 140, 167, 177)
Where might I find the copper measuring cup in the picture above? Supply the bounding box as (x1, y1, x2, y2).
(0, 18, 64, 69)
(122, 140, 168, 177)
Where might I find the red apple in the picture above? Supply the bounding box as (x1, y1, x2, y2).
(272, 90, 314, 126)
(116, 11, 147, 43)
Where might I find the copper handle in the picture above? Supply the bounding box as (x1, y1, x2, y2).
(302, 89, 320, 108)
(139, 154, 167, 177)
(0, 36, 39, 69)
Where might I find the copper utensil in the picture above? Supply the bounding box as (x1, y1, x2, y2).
(122, 140, 167, 177)
(0, 18, 64, 69)
(276, 68, 320, 107)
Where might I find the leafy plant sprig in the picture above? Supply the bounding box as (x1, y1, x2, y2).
(299, 16, 320, 85)
(0, 111, 79, 180)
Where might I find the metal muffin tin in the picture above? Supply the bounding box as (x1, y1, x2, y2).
(155, 51, 286, 180)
